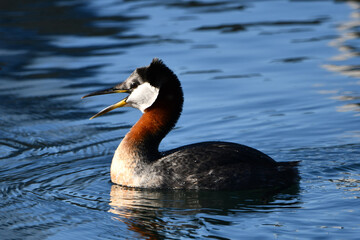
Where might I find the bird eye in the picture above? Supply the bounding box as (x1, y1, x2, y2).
(130, 81, 139, 89)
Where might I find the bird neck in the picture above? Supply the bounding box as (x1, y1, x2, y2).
(121, 81, 183, 161)
(111, 67, 183, 187)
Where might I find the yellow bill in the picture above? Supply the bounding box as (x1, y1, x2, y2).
(89, 98, 127, 119)
(82, 88, 129, 120)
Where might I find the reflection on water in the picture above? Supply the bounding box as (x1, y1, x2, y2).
(109, 185, 300, 239)
(325, 2, 360, 65)
(1, 0, 360, 239)
(322, 1, 360, 115)
(195, 17, 328, 33)
(332, 175, 360, 193)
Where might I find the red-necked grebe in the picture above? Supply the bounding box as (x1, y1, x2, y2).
(82, 58, 299, 190)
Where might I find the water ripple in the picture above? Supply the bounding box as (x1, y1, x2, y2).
(0, 0, 360, 239)
(195, 17, 329, 33)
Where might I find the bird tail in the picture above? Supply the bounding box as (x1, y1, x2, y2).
(276, 161, 301, 187)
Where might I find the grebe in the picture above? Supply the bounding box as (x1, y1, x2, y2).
(83, 58, 299, 190)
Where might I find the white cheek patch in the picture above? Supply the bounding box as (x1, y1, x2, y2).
(126, 82, 159, 112)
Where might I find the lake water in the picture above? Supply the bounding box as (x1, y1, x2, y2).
(1, 0, 360, 239)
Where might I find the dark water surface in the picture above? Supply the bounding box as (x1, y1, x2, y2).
(1, 0, 360, 239)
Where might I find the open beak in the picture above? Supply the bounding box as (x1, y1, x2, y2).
(82, 87, 129, 120)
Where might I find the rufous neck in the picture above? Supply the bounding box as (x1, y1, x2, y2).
(122, 81, 183, 161)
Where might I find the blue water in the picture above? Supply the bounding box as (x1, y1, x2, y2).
(1, 0, 360, 239)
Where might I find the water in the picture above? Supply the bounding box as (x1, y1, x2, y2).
(1, 0, 360, 239)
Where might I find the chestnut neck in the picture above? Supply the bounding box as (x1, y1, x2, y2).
(122, 80, 183, 161)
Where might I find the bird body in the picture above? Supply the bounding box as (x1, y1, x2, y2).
(83, 58, 299, 190)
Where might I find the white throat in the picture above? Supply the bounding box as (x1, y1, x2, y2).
(126, 82, 159, 112)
